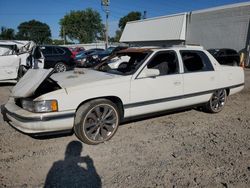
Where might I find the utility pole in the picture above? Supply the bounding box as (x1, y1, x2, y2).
(63, 26, 66, 45)
(143, 11, 147, 19)
(101, 0, 110, 49)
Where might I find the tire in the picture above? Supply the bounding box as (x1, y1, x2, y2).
(203, 89, 227, 113)
(54, 62, 67, 73)
(74, 99, 120, 145)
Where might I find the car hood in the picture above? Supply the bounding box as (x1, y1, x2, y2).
(11, 68, 54, 98)
(50, 68, 120, 89)
(11, 68, 121, 98)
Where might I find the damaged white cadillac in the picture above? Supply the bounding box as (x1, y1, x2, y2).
(1, 46, 244, 144)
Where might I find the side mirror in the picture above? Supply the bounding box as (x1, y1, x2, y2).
(138, 68, 160, 78)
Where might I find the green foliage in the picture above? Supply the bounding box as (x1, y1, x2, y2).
(110, 29, 122, 42)
(111, 11, 142, 42)
(16, 20, 51, 44)
(118, 11, 142, 30)
(60, 8, 103, 43)
(51, 39, 65, 45)
(0, 27, 15, 40)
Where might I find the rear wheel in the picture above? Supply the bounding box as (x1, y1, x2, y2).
(54, 62, 67, 72)
(74, 99, 120, 145)
(203, 89, 227, 113)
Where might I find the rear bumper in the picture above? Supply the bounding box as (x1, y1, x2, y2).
(1, 99, 75, 134)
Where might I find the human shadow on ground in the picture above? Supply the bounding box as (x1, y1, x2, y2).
(44, 141, 102, 188)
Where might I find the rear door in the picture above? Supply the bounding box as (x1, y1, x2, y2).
(0, 55, 19, 80)
(180, 50, 217, 106)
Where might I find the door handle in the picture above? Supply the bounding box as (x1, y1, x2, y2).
(174, 81, 181, 86)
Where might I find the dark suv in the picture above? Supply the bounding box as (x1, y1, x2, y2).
(208, 48, 240, 66)
(40, 45, 76, 72)
(84, 46, 128, 68)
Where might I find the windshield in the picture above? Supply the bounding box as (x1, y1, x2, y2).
(99, 47, 115, 55)
(208, 49, 219, 56)
(96, 51, 151, 75)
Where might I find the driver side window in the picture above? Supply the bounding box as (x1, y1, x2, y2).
(147, 51, 179, 76)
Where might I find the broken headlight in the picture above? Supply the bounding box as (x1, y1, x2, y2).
(21, 99, 58, 113)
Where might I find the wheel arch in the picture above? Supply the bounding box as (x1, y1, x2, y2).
(75, 96, 125, 120)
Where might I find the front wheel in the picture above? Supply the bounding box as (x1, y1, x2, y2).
(54, 62, 67, 72)
(74, 99, 120, 145)
(203, 89, 227, 113)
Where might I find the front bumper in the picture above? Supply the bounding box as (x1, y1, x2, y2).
(1, 99, 75, 134)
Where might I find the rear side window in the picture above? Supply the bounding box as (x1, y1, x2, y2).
(225, 49, 237, 55)
(41, 46, 53, 55)
(180, 50, 214, 73)
(54, 47, 65, 55)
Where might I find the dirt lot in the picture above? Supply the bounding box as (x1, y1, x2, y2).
(0, 70, 250, 188)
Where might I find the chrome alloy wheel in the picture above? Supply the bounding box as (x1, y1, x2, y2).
(55, 63, 67, 72)
(210, 89, 226, 112)
(83, 104, 118, 142)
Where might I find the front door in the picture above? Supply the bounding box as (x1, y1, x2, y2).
(129, 51, 183, 117)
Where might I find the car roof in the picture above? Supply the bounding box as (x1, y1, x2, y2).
(117, 45, 205, 54)
(208, 48, 237, 51)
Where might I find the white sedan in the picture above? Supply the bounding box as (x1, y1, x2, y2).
(1, 46, 244, 144)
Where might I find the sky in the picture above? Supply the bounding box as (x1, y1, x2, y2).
(0, 0, 249, 40)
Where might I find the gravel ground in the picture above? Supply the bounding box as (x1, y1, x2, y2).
(0, 70, 250, 188)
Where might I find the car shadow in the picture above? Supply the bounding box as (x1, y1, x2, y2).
(0, 82, 16, 87)
(32, 106, 203, 139)
(31, 130, 74, 140)
(44, 141, 102, 188)
(120, 106, 199, 126)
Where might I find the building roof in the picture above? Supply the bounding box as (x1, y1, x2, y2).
(120, 13, 187, 43)
(119, 2, 250, 44)
(191, 1, 250, 14)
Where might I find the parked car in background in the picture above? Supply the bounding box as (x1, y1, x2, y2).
(0, 40, 44, 81)
(208, 48, 240, 66)
(84, 46, 128, 67)
(2, 45, 244, 145)
(40, 45, 75, 72)
(69, 47, 85, 58)
(75, 48, 104, 67)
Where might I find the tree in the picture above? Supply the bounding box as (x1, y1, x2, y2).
(110, 29, 122, 42)
(60, 8, 103, 43)
(0, 27, 15, 40)
(112, 11, 142, 42)
(118, 11, 142, 30)
(16, 20, 51, 44)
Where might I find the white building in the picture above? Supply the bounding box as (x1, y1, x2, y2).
(120, 2, 250, 65)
